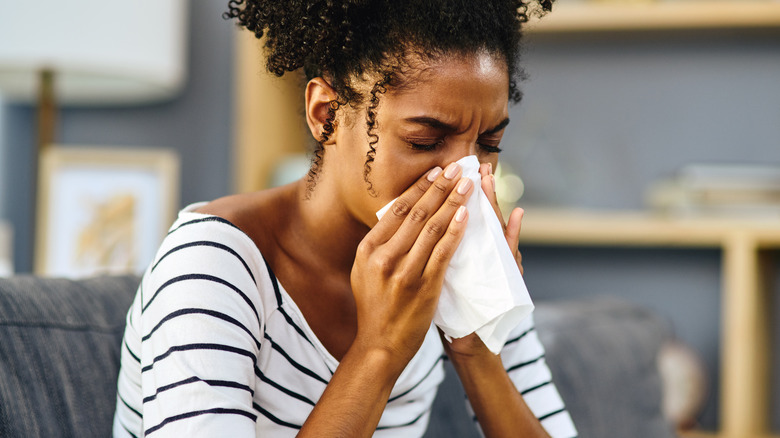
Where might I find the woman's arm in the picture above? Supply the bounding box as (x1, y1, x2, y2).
(298, 340, 404, 436)
(446, 336, 551, 438)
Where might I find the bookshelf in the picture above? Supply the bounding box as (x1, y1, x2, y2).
(518, 208, 780, 437)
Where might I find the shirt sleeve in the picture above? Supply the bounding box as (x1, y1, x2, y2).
(138, 219, 265, 437)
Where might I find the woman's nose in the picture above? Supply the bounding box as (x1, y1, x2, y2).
(442, 141, 479, 166)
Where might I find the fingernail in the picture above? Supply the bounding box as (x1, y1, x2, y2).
(427, 166, 442, 182)
(457, 177, 472, 195)
(491, 174, 496, 192)
(488, 163, 493, 174)
(444, 162, 461, 180)
(455, 205, 467, 222)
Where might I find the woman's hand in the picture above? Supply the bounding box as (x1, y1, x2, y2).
(349, 162, 474, 368)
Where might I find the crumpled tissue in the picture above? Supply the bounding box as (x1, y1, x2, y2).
(376, 155, 534, 354)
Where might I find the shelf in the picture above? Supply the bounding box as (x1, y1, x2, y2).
(526, 1, 780, 33)
(517, 208, 780, 436)
(680, 432, 780, 438)
(518, 208, 780, 248)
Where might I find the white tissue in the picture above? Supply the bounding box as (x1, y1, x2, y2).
(376, 155, 534, 354)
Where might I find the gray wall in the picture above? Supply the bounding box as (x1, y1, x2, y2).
(0, 1, 235, 274)
(506, 32, 780, 209)
(1, 5, 778, 432)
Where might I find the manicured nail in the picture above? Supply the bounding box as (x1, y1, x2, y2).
(455, 205, 467, 222)
(444, 162, 461, 180)
(427, 166, 442, 182)
(457, 177, 472, 195)
(491, 174, 496, 192)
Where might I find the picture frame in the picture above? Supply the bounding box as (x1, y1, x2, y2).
(35, 146, 179, 277)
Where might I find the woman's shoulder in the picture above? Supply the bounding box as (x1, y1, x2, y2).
(151, 198, 267, 283)
(154, 187, 297, 280)
(191, 191, 268, 233)
(192, 186, 295, 252)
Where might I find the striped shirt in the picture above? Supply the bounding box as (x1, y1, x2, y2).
(113, 204, 577, 437)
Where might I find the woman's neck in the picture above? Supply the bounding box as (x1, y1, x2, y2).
(287, 178, 371, 275)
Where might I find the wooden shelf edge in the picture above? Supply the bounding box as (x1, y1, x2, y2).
(527, 2, 780, 33)
(680, 432, 780, 438)
(516, 208, 780, 247)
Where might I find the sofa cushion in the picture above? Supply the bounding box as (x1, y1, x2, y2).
(0, 275, 138, 438)
(534, 298, 676, 438)
(425, 298, 675, 438)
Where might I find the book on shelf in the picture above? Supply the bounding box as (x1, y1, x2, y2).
(646, 163, 780, 218)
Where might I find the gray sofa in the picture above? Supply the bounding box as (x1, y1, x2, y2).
(0, 275, 676, 438)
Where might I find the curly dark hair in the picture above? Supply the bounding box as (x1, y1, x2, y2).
(224, 0, 553, 193)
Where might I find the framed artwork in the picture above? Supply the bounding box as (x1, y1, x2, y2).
(35, 146, 179, 277)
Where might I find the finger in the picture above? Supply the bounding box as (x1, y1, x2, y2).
(370, 166, 442, 244)
(387, 162, 464, 254)
(479, 162, 491, 180)
(516, 251, 524, 276)
(421, 204, 469, 282)
(404, 173, 474, 263)
(505, 207, 523, 253)
(480, 169, 506, 230)
(505, 208, 524, 274)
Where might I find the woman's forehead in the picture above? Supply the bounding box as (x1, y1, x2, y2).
(349, 48, 507, 92)
(396, 49, 507, 86)
(380, 55, 510, 126)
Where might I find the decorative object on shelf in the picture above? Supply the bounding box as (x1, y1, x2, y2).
(658, 340, 708, 432)
(35, 147, 179, 278)
(646, 163, 780, 218)
(0, 221, 11, 276)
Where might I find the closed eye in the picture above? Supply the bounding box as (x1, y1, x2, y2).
(478, 142, 502, 154)
(409, 140, 444, 151)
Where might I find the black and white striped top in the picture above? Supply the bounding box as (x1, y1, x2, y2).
(113, 204, 577, 437)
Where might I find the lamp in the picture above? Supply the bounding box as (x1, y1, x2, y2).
(0, 0, 188, 272)
(0, 1, 187, 106)
(0, 0, 188, 145)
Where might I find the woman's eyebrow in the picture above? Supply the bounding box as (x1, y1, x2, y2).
(403, 116, 458, 132)
(481, 118, 510, 135)
(403, 117, 511, 135)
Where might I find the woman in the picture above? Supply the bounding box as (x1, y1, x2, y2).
(113, 1, 577, 436)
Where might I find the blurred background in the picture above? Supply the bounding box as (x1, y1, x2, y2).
(1, 0, 779, 435)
